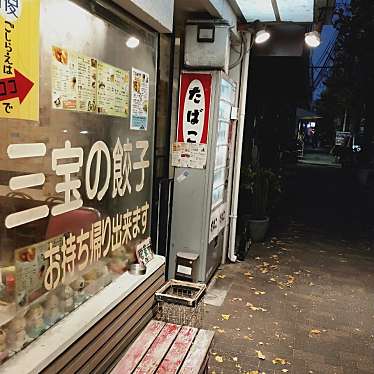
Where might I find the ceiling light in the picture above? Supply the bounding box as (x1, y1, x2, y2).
(305, 31, 321, 48)
(126, 36, 140, 49)
(255, 30, 271, 44)
(80, 130, 89, 135)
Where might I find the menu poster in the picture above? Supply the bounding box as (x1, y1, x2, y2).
(131, 68, 149, 131)
(52, 46, 78, 110)
(77, 55, 97, 113)
(113, 68, 130, 118)
(97, 62, 130, 117)
(97, 61, 114, 115)
(15, 235, 64, 308)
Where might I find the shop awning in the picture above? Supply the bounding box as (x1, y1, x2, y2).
(296, 108, 323, 120)
(233, 0, 333, 23)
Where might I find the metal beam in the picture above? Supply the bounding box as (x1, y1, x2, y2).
(271, 0, 281, 21)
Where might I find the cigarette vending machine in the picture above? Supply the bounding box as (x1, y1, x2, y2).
(169, 70, 237, 282)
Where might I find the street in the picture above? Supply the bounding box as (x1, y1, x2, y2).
(204, 160, 374, 374)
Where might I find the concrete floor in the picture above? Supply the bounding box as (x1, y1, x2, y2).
(204, 159, 374, 374)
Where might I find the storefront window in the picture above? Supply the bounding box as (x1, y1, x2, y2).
(0, 0, 157, 363)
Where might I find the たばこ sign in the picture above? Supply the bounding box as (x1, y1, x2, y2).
(177, 73, 212, 144)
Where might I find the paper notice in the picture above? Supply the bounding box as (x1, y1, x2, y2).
(172, 142, 207, 169)
(131, 68, 149, 130)
(52, 46, 78, 110)
(77, 55, 97, 113)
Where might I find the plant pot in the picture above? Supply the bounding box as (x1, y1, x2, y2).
(248, 217, 270, 242)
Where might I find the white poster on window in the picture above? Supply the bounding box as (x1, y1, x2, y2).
(130, 68, 149, 131)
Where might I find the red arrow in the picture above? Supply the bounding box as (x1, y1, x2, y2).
(0, 69, 34, 104)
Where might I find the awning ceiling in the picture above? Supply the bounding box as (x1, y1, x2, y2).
(235, 0, 315, 23)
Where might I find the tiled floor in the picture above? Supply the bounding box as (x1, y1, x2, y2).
(203, 224, 374, 374)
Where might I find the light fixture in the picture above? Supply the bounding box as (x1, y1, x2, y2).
(62, 129, 68, 133)
(305, 30, 321, 48)
(80, 130, 89, 135)
(255, 29, 271, 44)
(126, 36, 140, 49)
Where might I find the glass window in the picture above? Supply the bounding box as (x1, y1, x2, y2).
(0, 0, 157, 360)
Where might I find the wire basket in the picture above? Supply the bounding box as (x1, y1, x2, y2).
(155, 280, 206, 328)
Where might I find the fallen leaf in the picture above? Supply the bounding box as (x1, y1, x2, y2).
(246, 302, 267, 312)
(232, 356, 238, 362)
(256, 350, 266, 360)
(255, 257, 261, 260)
(309, 329, 321, 336)
(272, 358, 287, 365)
(282, 370, 289, 373)
(244, 272, 253, 276)
(309, 282, 315, 286)
(235, 328, 241, 331)
(255, 291, 266, 295)
(213, 326, 220, 330)
(217, 274, 226, 279)
(217, 329, 225, 333)
(270, 277, 277, 282)
(259, 341, 264, 345)
(244, 335, 253, 341)
(232, 297, 243, 301)
(215, 355, 223, 363)
(249, 371, 259, 374)
(221, 314, 230, 320)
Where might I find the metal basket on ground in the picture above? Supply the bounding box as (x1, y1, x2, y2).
(155, 279, 206, 328)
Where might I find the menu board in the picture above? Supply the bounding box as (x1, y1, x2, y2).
(52, 46, 78, 110)
(52, 46, 130, 118)
(131, 68, 149, 130)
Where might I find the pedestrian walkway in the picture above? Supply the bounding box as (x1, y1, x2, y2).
(203, 223, 374, 374)
(298, 151, 340, 168)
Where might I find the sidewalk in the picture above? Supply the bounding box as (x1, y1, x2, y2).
(298, 152, 340, 168)
(203, 224, 374, 374)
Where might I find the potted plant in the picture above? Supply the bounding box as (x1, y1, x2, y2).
(241, 167, 282, 242)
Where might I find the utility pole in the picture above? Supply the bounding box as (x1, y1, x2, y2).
(343, 109, 347, 132)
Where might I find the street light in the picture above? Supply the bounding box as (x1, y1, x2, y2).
(305, 30, 321, 48)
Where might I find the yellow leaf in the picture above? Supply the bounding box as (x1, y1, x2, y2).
(256, 350, 266, 360)
(309, 329, 321, 336)
(217, 274, 226, 279)
(215, 355, 224, 363)
(217, 329, 225, 333)
(244, 272, 253, 276)
(221, 314, 230, 320)
(255, 291, 266, 295)
(282, 370, 289, 373)
(232, 356, 238, 362)
(244, 335, 254, 341)
(272, 357, 287, 365)
(249, 371, 259, 374)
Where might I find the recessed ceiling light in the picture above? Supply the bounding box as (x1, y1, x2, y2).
(305, 31, 321, 48)
(255, 30, 271, 44)
(126, 36, 140, 49)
